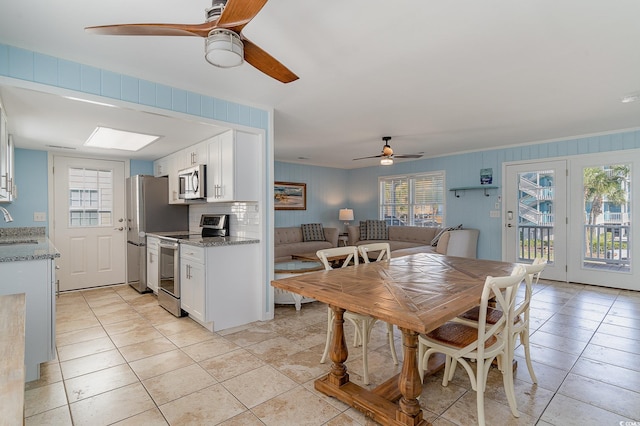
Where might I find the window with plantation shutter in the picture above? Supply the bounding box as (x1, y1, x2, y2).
(379, 171, 445, 227)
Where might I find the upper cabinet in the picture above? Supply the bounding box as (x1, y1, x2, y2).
(206, 130, 260, 203)
(154, 129, 260, 204)
(0, 104, 16, 203)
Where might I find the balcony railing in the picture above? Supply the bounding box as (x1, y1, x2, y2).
(518, 226, 553, 263)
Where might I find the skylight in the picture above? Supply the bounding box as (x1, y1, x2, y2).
(84, 127, 160, 151)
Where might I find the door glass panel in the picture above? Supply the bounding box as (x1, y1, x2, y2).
(68, 167, 113, 227)
(582, 164, 631, 272)
(517, 169, 555, 264)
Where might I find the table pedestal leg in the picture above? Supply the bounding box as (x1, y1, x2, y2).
(396, 328, 424, 424)
(327, 305, 349, 387)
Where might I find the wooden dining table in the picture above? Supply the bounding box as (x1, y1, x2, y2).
(271, 252, 519, 426)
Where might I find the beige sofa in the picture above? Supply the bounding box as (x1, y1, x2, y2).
(275, 226, 339, 262)
(347, 225, 479, 258)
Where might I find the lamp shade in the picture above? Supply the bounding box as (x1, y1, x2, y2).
(339, 208, 354, 221)
(205, 29, 244, 68)
(380, 157, 393, 166)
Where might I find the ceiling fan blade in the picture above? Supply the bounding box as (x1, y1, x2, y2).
(85, 22, 215, 38)
(217, 0, 268, 32)
(242, 38, 298, 83)
(353, 154, 383, 160)
(394, 154, 423, 159)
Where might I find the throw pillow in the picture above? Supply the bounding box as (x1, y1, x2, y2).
(430, 224, 464, 246)
(359, 221, 368, 241)
(366, 220, 389, 240)
(301, 223, 326, 242)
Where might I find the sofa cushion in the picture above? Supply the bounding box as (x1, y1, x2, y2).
(435, 231, 451, 255)
(430, 224, 462, 246)
(366, 220, 388, 240)
(301, 223, 326, 242)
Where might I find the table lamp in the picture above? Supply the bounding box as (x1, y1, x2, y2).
(339, 208, 354, 233)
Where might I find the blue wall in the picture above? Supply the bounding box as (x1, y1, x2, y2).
(130, 160, 153, 176)
(274, 162, 349, 228)
(277, 129, 640, 261)
(1, 148, 48, 229)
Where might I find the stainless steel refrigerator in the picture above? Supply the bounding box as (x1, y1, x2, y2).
(126, 175, 188, 293)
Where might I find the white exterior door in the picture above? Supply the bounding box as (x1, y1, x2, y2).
(504, 160, 568, 281)
(53, 156, 126, 291)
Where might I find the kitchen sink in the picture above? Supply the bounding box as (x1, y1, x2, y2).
(0, 239, 38, 245)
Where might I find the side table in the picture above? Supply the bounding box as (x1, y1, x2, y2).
(273, 260, 323, 310)
(338, 233, 349, 247)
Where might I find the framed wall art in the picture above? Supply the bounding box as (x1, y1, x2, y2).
(274, 181, 307, 210)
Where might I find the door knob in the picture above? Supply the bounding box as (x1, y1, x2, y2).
(114, 227, 124, 231)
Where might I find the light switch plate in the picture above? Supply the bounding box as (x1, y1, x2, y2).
(490, 210, 500, 218)
(33, 212, 47, 222)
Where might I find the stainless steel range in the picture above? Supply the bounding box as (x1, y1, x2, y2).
(156, 234, 189, 317)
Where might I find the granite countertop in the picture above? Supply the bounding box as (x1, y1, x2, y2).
(146, 232, 259, 248)
(0, 227, 60, 263)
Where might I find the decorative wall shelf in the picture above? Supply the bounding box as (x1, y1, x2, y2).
(449, 186, 499, 197)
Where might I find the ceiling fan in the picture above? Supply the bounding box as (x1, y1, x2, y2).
(84, 0, 298, 83)
(353, 136, 424, 164)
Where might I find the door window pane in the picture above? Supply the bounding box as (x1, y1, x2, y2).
(583, 164, 631, 272)
(517, 170, 555, 263)
(68, 168, 113, 227)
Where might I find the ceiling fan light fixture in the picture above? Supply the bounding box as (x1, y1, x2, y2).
(380, 157, 393, 166)
(205, 29, 244, 68)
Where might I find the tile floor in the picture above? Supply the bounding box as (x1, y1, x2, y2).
(23, 279, 640, 425)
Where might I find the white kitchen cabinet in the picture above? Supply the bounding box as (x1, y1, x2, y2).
(168, 151, 186, 204)
(206, 130, 260, 202)
(0, 105, 16, 203)
(153, 157, 169, 177)
(178, 242, 260, 331)
(146, 236, 159, 293)
(185, 141, 207, 167)
(0, 258, 55, 381)
(179, 244, 206, 323)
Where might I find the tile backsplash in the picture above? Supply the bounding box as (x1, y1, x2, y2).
(188, 203, 260, 239)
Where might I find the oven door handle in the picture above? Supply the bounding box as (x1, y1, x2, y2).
(158, 242, 179, 250)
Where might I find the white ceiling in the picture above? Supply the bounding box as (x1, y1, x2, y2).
(1, 0, 640, 168)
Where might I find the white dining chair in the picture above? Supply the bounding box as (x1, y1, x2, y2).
(317, 246, 397, 385)
(418, 266, 526, 426)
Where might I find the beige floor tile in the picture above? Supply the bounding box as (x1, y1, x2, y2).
(56, 325, 108, 347)
(24, 405, 73, 426)
(111, 407, 168, 425)
(440, 390, 536, 426)
(159, 384, 246, 425)
(60, 349, 126, 379)
(57, 336, 116, 362)
(129, 349, 194, 380)
(91, 302, 133, 316)
(252, 386, 342, 425)
(56, 316, 102, 334)
(219, 410, 267, 425)
(245, 336, 307, 363)
(142, 363, 217, 405)
(540, 393, 635, 425)
(271, 345, 337, 384)
(181, 336, 239, 362)
(102, 318, 154, 336)
(581, 343, 640, 371)
(64, 363, 139, 402)
(570, 357, 640, 391)
(223, 326, 280, 347)
(559, 373, 640, 419)
(154, 317, 204, 336)
(118, 336, 178, 362)
(199, 348, 265, 381)
(96, 309, 145, 325)
(323, 412, 364, 426)
(25, 361, 63, 390)
(23, 381, 68, 417)
(164, 326, 218, 347)
(222, 365, 298, 408)
(109, 325, 164, 347)
(69, 382, 156, 426)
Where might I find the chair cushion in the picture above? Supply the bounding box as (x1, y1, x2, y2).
(301, 223, 326, 242)
(458, 306, 521, 325)
(366, 220, 388, 240)
(425, 322, 497, 348)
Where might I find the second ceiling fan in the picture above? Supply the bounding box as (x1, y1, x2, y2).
(353, 137, 423, 164)
(84, 0, 298, 84)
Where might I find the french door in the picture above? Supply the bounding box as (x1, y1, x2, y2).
(505, 152, 639, 290)
(504, 161, 567, 281)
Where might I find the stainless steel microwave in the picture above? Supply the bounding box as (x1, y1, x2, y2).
(178, 164, 206, 199)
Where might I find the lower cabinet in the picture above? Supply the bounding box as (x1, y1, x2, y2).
(146, 236, 159, 293)
(179, 242, 260, 331)
(0, 258, 55, 381)
(180, 245, 206, 323)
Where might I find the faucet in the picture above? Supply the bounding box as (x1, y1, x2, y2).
(1, 206, 13, 222)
